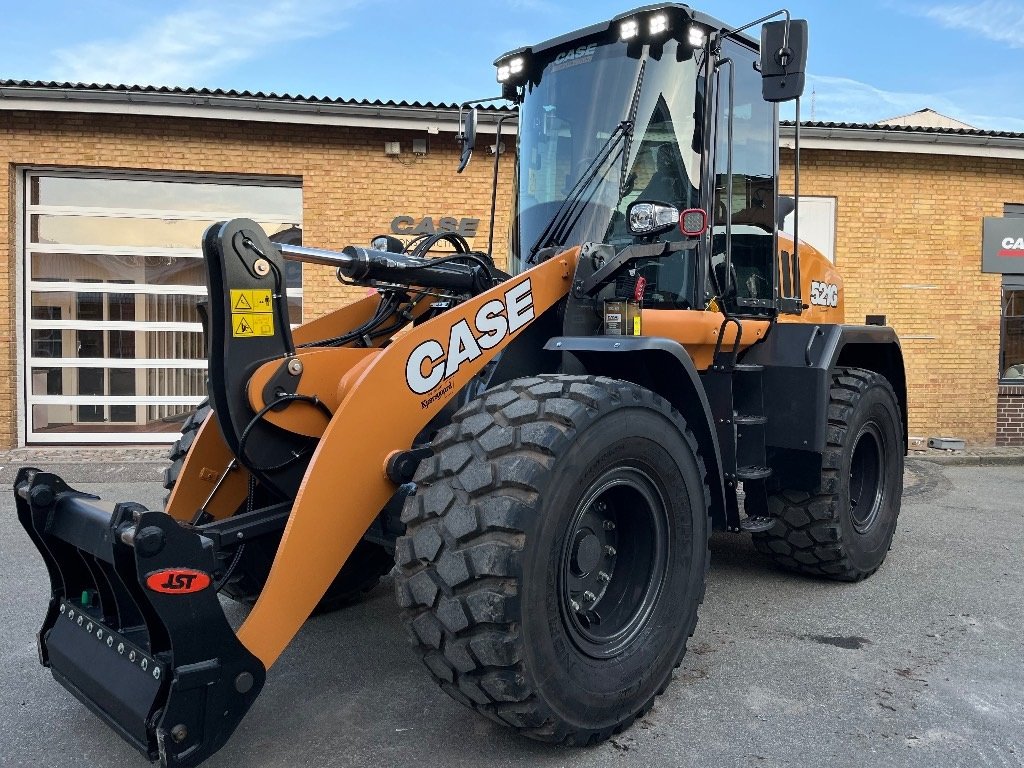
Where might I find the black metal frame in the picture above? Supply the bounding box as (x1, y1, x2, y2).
(15, 468, 266, 767)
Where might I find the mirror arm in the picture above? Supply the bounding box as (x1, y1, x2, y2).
(721, 9, 793, 74)
(487, 111, 518, 256)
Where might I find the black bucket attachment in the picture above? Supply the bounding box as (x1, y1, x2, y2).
(15, 468, 265, 767)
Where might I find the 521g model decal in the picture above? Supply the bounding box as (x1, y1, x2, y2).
(405, 279, 535, 396)
(810, 280, 839, 308)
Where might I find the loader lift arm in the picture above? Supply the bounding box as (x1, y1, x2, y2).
(15, 219, 578, 766)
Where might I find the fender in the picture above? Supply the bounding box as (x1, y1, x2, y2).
(544, 335, 728, 531)
(741, 323, 907, 491)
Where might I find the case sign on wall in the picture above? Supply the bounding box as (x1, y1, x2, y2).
(983, 217, 1024, 273)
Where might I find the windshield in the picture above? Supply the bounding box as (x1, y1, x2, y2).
(512, 39, 705, 306)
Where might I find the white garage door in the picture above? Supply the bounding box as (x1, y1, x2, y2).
(22, 171, 302, 443)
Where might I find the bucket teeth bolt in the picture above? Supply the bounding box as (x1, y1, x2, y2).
(67, 609, 74, 621)
(77, 616, 84, 627)
(96, 629, 103, 640)
(128, 650, 136, 663)
(106, 636, 114, 648)
(86, 622, 93, 633)
(117, 643, 125, 655)
(153, 667, 161, 681)
(141, 659, 148, 671)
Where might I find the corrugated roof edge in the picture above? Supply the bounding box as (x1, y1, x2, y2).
(0, 79, 515, 111)
(780, 118, 1024, 140)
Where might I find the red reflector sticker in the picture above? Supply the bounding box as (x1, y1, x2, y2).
(145, 569, 212, 594)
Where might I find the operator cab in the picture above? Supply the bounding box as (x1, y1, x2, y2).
(492, 4, 803, 318)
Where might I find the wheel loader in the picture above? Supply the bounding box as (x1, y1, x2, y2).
(14, 5, 907, 766)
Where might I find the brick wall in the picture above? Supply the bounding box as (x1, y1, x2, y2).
(0, 110, 514, 448)
(0, 110, 1018, 447)
(782, 148, 1021, 444)
(997, 385, 1024, 445)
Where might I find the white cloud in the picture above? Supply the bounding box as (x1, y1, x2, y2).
(50, 1, 356, 87)
(920, 1, 1024, 48)
(798, 74, 1024, 132)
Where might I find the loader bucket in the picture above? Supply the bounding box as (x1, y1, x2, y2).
(15, 467, 265, 767)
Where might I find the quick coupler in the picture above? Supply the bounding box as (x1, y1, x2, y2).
(14, 468, 265, 767)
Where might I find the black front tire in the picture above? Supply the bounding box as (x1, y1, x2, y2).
(163, 400, 393, 612)
(752, 367, 903, 581)
(395, 375, 710, 743)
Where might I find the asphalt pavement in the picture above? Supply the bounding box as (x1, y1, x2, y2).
(1, 460, 1022, 768)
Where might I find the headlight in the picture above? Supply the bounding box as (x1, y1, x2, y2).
(627, 201, 680, 236)
(620, 18, 639, 40)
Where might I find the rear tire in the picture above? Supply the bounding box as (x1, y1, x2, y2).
(395, 375, 710, 743)
(163, 400, 393, 612)
(751, 367, 903, 581)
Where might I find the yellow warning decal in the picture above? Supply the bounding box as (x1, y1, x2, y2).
(233, 313, 274, 337)
(633, 315, 641, 336)
(230, 289, 274, 337)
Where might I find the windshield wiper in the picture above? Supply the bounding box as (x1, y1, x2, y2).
(528, 121, 631, 262)
(528, 62, 646, 262)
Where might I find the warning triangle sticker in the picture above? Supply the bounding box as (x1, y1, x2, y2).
(235, 317, 254, 336)
(234, 293, 252, 311)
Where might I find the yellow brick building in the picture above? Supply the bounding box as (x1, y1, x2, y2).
(0, 83, 1021, 446)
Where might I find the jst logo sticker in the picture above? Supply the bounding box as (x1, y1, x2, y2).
(145, 568, 212, 595)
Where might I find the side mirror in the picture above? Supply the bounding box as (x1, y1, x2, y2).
(760, 19, 808, 103)
(457, 106, 478, 173)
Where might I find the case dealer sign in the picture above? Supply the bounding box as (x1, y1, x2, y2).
(982, 217, 1024, 273)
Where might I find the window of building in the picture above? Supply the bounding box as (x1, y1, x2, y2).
(1002, 282, 1024, 381)
(781, 196, 837, 264)
(23, 170, 302, 443)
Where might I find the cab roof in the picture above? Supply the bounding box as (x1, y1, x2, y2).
(494, 3, 758, 65)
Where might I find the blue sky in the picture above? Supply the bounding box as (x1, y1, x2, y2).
(2, 0, 1024, 130)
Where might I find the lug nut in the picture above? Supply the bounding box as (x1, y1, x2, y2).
(603, 520, 616, 531)
(604, 545, 617, 557)
(583, 591, 597, 603)
(595, 502, 608, 512)
(598, 571, 611, 584)
(570, 600, 581, 612)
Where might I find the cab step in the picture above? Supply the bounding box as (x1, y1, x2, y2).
(736, 465, 772, 481)
(740, 515, 775, 534)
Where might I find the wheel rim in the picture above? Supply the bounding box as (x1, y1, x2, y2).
(849, 422, 885, 534)
(559, 465, 670, 659)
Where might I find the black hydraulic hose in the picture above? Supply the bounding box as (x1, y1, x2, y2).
(236, 392, 333, 473)
(242, 237, 295, 356)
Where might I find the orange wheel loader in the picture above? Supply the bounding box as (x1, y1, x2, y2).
(15, 5, 907, 765)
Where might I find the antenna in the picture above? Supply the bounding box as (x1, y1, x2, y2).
(811, 87, 817, 122)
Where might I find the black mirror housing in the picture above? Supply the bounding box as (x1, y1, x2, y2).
(760, 19, 808, 103)
(457, 107, 478, 173)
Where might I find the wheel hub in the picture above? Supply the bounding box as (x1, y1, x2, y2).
(849, 422, 885, 534)
(559, 466, 670, 659)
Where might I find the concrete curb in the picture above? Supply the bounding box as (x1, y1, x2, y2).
(911, 454, 1024, 467)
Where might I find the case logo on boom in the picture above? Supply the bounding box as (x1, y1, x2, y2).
(145, 568, 212, 594)
(405, 279, 535, 396)
(810, 280, 839, 308)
